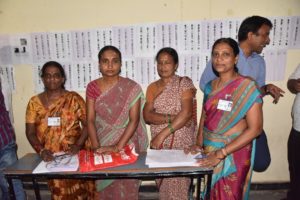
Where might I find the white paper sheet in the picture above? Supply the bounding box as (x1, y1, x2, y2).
(178, 22, 202, 53)
(134, 24, 157, 56)
(226, 19, 241, 41)
(112, 26, 135, 58)
(262, 49, 287, 81)
(146, 149, 201, 168)
(10, 34, 33, 64)
(31, 32, 52, 62)
(93, 28, 113, 52)
(135, 57, 155, 86)
(71, 30, 93, 61)
(156, 23, 179, 50)
(49, 31, 73, 61)
(289, 16, 300, 49)
(268, 16, 291, 49)
(0, 35, 13, 65)
(33, 152, 79, 173)
(0, 15, 297, 90)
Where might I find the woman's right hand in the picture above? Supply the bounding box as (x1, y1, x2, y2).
(184, 144, 203, 155)
(40, 149, 54, 162)
(197, 150, 225, 167)
(94, 145, 119, 155)
(150, 133, 166, 149)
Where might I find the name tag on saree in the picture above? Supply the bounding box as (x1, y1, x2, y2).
(217, 99, 233, 112)
(48, 117, 61, 126)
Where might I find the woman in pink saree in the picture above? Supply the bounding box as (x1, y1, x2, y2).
(188, 38, 263, 200)
(144, 47, 197, 200)
(86, 46, 148, 200)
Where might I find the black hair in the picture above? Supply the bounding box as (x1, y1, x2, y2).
(98, 45, 122, 62)
(40, 61, 66, 89)
(155, 47, 179, 65)
(238, 15, 273, 42)
(211, 38, 239, 77)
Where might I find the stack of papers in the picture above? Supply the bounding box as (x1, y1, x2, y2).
(146, 149, 201, 168)
(33, 152, 79, 173)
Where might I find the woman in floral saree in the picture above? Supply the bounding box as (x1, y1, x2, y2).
(26, 61, 94, 199)
(143, 47, 197, 200)
(86, 46, 148, 200)
(188, 38, 263, 200)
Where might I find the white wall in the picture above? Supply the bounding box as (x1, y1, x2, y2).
(0, 0, 299, 182)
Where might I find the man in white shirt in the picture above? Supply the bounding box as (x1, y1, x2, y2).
(287, 64, 300, 200)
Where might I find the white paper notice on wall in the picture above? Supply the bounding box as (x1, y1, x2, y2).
(71, 30, 94, 61)
(263, 49, 287, 81)
(134, 24, 157, 56)
(10, 34, 33, 64)
(0, 35, 12, 65)
(289, 16, 300, 49)
(1, 15, 299, 90)
(93, 28, 113, 53)
(49, 31, 73, 62)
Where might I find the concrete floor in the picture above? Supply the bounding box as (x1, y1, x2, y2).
(24, 188, 288, 200)
(250, 190, 287, 200)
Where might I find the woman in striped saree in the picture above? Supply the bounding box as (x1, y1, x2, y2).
(86, 46, 148, 200)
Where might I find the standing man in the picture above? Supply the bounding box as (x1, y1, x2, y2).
(287, 64, 300, 200)
(200, 16, 284, 172)
(0, 76, 25, 200)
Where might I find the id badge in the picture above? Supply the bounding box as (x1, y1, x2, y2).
(48, 117, 61, 126)
(217, 99, 233, 112)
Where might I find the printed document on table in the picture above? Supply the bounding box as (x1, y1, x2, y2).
(33, 152, 79, 173)
(146, 149, 201, 168)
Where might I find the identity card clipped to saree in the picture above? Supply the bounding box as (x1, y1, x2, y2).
(79, 143, 138, 172)
(146, 149, 202, 168)
(33, 152, 79, 173)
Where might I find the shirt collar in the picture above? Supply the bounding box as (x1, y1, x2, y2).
(238, 46, 257, 59)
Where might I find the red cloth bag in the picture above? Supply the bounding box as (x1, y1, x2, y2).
(79, 144, 138, 172)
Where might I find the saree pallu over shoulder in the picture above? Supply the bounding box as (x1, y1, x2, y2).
(203, 77, 262, 200)
(26, 91, 94, 199)
(93, 77, 148, 193)
(204, 77, 262, 134)
(94, 77, 148, 153)
(150, 75, 197, 149)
